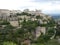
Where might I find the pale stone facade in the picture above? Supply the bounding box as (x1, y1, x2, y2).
(0, 9, 10, 16)
(0, 9, 21, 20)
(10, 10, 21, 15)
(0, 9, 10, 20)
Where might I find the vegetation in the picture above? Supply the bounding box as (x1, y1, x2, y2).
(3, 41, 17, 45)
(0, 12, 59, 45)
(0, 20, 10, 25)
(36, 15, 43, 19)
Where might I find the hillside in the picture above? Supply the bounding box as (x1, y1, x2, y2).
(0, 9, 57, 45)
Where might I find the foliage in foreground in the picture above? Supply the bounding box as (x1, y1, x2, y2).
(3, 41, 17, 45)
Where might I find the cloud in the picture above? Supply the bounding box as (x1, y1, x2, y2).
(0, 0, 31, 10)
(28, 0, 60, 14)
(33, 0, 60, 2)
(0, 0, 60, 14)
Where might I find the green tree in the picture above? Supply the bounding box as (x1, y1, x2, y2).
(36, 15, 43, 20)
(14, 19, 39, 45)
(36, 27, 55, 45)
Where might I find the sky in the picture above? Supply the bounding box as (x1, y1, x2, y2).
(0, 0, 60, 15)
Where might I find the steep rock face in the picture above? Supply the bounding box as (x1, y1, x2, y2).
(35, 26, 46, 38)
(10, 21, 19, 27)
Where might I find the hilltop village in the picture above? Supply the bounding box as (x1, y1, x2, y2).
(0, 9, 51, 26)
(0, 9, 57, 45)
(0, 9, 53, 37)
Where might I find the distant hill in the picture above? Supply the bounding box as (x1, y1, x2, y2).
(51, 14, 60, 19)
(52, 15, 60, 19)
(51, 14, 60, 22)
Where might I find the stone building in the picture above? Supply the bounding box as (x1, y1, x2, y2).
(0, 9, 10, 20)
(0, 9, 21, 20)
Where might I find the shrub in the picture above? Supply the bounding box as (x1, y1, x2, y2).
(3, 41, 17, 45)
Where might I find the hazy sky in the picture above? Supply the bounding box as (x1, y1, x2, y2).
(0, 0, 60, 14)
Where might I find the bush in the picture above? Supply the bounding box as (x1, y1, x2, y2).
(0, 21, 10, 25)
(3, 41, 17, 45)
